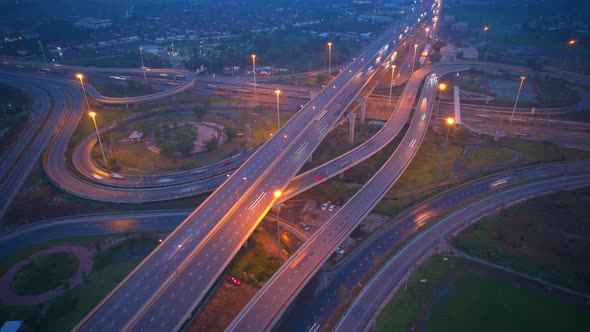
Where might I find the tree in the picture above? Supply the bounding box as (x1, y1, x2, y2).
(203, 136, 219, 151)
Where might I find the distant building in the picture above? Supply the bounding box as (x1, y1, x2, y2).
(140, 45, 161, 55)
(357, 14, 393, 23)
(129, 131, 143, 142)
(440, 44, 459, 61)
(75, 17, 112, 30)
(461, 46, 479, 60)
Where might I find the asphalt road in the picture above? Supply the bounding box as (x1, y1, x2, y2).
(335, 173, 590, 332)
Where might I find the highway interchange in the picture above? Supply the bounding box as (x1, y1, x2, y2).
(1, 0, 590, 330)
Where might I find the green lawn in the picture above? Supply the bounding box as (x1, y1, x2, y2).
(0, 82, 33, 148)
(228, 232, 280, 285)
(376, 256, 590, 332)
(427, 270, 590, 332)
(464, 145, 515, 168)
(11, 253, 79, 295)
(388, 132, 464, 195)
(0, 235, 160, 331)
(497, 137, 590, 165)
(453, 187, 590, 293)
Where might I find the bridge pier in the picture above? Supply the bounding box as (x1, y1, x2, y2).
(355, 96, 367, 123)
(453, 85, 462, 125)
(347, 112, 356, 144)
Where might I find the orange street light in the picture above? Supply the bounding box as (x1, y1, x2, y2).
(439, 82, 447, 91)
(251, 54, 257, 93)
(76, 73, 91, 111)
(568, 39, 577, 46)
(275, 89, 281, 132)
(510, 76, 526, 122)
(88, 111, 107, 167)
(446, 117, 454, 125)
(483, 26, 489, 32)
(327, 41, 333, 80)
(274, 189, 283, 265)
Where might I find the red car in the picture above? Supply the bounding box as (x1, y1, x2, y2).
(226, 276, 241, 286)
(313, 174, 326, 181)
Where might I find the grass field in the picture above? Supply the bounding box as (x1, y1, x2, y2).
(0, 83, 33, 149)
(228, 232, 281, 285)
(10, 253, 79, 295)
(0, 233, 162, 331)
(463, 145, 516, 169)
(376, 256, 590, 332)
(453, 187, 590, 293)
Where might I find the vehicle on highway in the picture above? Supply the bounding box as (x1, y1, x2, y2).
(313, 174, 326, 181)
(334, 246, 345, 255)
(490, 177, 509, 189)
(226, 276, 241, 286)
(220, 160, 230, 166)
(300, 223, 311, 231)
(110, 173, 124, 179)
(92, 174, 103, 180)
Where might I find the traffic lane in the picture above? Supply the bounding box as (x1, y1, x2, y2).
(335, 174, 590, 331)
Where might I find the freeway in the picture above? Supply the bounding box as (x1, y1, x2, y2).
(0, 60, 196, 105)
(75, 1, 437, 330)
(335, 173, 590, 331)
(0, 72, 78, 220)
(226, 59, 444, 330)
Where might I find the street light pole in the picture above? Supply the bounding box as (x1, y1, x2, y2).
(88, 111, 108, 168)
(76, 74, 91, 111)
(436, 82, 446, 119)
(328, 42, 332, 80)
(438, 117, 454, 181)
(388, 64, 396, 104)
(38, 40, 49, 69)
(251, 54, 257, 94)
(139, 47, 148, 83)
(275, 89, 281, 133)
(412, 44, 418, 73)
(274, 190, 282, 265)
(510, 76, 526, 123)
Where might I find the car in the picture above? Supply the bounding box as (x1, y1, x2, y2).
(321, 202, 329, 210)
(110, 173, 124, 179)
(328, 204, 336, 212)
(334, 246, 345, 255)
(313, 173, 326, 181)
(226, 276, 241, 286)
(300, 223, 311, 231)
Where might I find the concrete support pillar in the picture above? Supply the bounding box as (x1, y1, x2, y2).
(355, 96, 367, 123)
(453, 85, 462, 125)
(308, 153, 313, 163)
(347, 112, 356, 145)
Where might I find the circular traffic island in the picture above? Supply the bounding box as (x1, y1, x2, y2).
(10, 252, 79, 296)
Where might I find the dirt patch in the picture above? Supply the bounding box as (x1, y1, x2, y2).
(187, 282, 258, 332)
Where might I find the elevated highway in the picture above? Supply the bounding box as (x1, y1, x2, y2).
(75, 1, 438, 330)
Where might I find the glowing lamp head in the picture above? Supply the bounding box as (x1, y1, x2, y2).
(275, 89, 281, 95)
(76, 73, 84, 80)
(328, 42, 332, 47)
(483, 26, 489, 32)
(88, 111, 96, 118)
(568, 39, 576, 46)
(520, 76, 526, 81)
(274, 190, 282, 198)
(438, 83, 446, 91)
(446, 117, 454, 125)
(251, 54, 256, 59)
